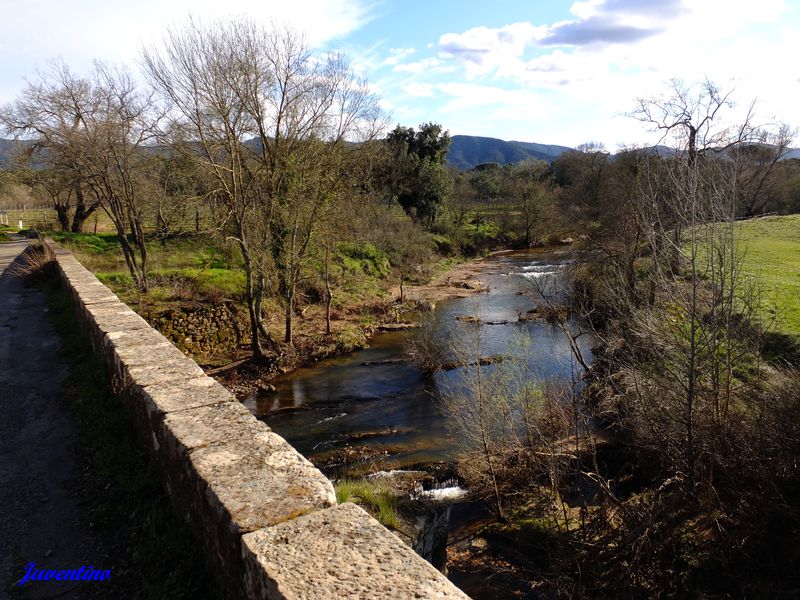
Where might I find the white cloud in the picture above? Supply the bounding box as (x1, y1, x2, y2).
(378, 98, 396, 111)
(382, 47, 416, 66)
(393, 58, 441, 74)
(438, 22, 547, 78)
(424, 0, 800, 147)
(403, 82, 436, 97)
(0, 0, 372, 104)
(434, 83, 549, 122)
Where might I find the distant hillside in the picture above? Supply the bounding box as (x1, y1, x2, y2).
(0, 138, 37, 169)
(0, 139, 20, 169)
(2, 135, 798, 172)
(508, 140, 575, 161)
(446, 135, 573, 170)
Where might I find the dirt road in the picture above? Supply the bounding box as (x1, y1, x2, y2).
(0, 241, 116, 598)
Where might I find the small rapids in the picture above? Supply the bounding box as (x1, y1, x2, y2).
(412, 478, 468, 502)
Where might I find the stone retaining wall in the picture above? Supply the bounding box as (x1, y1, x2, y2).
(47, 242, 468, 600)
(149, 303, 245, 356)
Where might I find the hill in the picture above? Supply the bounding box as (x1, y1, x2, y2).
(2, 135, 798, 172)
(0, 138, 21, 169)
(446, 135, 572, 170)
(0, 138, 38, 169)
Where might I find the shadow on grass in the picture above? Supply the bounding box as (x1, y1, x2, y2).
(762, 331, 800, 367)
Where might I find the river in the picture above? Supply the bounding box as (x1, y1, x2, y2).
(246, 248, 593, 478)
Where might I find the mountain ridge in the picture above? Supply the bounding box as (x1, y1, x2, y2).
(446, 135, 573, 170)
(1, 136, 797, 172)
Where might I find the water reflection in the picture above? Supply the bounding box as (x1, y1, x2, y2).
(250, 248, 593, 475)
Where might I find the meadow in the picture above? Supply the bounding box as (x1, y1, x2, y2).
(736, 215, 800, 336)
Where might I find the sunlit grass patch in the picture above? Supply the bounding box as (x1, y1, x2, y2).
(735, 215, 800, 336)
(334, 478, 399, 529)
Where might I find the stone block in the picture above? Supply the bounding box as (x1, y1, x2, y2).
(138, 376, 236, 424)
(241, 503, 469, 599)
(155, 404, 334, 597)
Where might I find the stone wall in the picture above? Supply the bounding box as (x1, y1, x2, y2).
(149, 303, 244, 356)
(46, 241, 468, 600)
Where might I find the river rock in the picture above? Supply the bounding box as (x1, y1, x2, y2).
(393, 500, 452, 572)
(455, 315, 480, 323)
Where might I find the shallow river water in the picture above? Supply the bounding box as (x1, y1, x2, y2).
(247, 248, 593, 477)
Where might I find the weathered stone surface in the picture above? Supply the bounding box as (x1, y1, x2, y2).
(159, 401, 261, 450)
(104, 328, 174, 353)
(86, 304, 152, 333)
(122, 357, 206, 389)
(188, 426, 336, 532)
(241, 503, 470, 599)
(156, 404, 334, 596)
(139, 376, 235, 419)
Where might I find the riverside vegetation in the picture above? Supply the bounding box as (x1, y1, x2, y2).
(2, 20, 800, 598)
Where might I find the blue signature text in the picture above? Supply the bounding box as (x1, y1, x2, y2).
(17, 563, 111, 586)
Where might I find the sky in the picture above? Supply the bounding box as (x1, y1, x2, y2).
(0, 0, 798, 150)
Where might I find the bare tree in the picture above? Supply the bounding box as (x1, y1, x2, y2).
(730, 124, 794, 217)
(506, 159, 553, 248)
(80, 63, 161, 292)
(622, 80, 789, 491)
(0, 60, 103, 232)
(144, 18, 385, 350)
(1, 60, 160, 291)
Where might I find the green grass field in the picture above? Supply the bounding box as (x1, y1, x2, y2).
(736, 215, 800, 336)
(47, 231, 394, 314)
(49, 232, 246, 307)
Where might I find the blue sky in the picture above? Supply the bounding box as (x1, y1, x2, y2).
(1, 0, 798, 149)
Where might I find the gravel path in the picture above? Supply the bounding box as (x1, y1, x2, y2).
(0, 241, 116, 598)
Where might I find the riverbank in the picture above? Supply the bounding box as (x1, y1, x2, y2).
(213, 253, 494, 397)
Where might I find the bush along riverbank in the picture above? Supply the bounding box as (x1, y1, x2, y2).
(443, 216, 800, 598)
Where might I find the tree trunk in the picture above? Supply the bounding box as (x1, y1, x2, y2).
(70, 185, 92, 233)
(55, 205, 70, 232)
(324, 246, 333, 336)
(325, 289, 333, 336)
(284, 296, 293, 345)
(238, 239, 264, 358)
(254, 272, 273, 348)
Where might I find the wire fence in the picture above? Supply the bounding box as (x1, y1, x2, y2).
(0, 204, 220, 235)
(0, 208, 54, 230)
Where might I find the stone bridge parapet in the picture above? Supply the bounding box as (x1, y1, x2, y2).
(47, 241, 468, 600)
